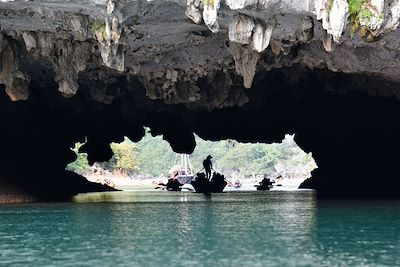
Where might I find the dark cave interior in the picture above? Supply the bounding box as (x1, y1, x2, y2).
(1, 61, 400, 200)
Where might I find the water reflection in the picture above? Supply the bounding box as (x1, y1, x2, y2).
(75, 191, 319, 266)
(313, 200, 400, 266)
(175, 200, 193, 254)
(1, 191, 400, 266)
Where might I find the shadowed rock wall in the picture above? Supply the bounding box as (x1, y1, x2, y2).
(2, 63, 399, 199)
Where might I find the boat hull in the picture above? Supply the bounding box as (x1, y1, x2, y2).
(191, 180, 227, 193)
(191, 172, 227, 193)
(256, 185, 271, 191)
(166, 187, 182, 192)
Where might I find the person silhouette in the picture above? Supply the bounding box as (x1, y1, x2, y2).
(203, 155, 213, 179)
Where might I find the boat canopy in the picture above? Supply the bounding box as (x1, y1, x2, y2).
(169, 154, 194, 184)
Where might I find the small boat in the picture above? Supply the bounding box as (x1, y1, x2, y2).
(169, 154, 194, 185)
(256, 177, 274, 191)
(227, 180, 241, 189)
(191, 172, 227, 193)
(155, 178, 183, 191)
(166, 178, 182, 191)
(156, 154, 194, 191)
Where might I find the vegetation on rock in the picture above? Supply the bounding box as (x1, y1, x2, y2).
(68, 141, 90, 173)
(203, 0, 215, 8)
(328, 0, 334, 12)
(68, 138, 139, 176)
(348, 0, 367, 36)
(347, 0, 383, 41)
(90, 19, 107, 40)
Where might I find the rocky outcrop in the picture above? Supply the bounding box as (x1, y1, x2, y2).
(186, 0, 202, 24)
(0, 178, 36, 204)
(20, 32, 92, 96)
(0, 34, 30, 101)
(96, 0, 125, 71)
(190, 0, 400, 47)
(1, 0, 398, 96)
(230, 43, 260, 89)
(0, 0, 399, 199)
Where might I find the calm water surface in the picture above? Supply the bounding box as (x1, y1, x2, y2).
(1, 190, 400, 266)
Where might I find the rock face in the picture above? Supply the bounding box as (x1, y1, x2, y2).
(0, 34, 30, 101)
(0, 176, 36, 204)
(0, 0, 399, 199)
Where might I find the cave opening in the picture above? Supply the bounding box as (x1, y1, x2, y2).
(67, 130, 317, 192)
(2, 63, 400, 201)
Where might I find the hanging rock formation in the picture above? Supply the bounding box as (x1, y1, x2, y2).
(0, 34, 30, 101)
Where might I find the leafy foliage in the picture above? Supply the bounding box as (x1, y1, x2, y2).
(67, 130, 316, 179)
(347, 0, 383, 42)
(90, 19, 107, 40)
(110, 140, 139, 174)
(203, 0, 215, 7)
(66, 142, 90, 173)
(348, 0, 364, 36)
(67, 138, 139, 175)
(134, 131, 315, 178)
(328, 0, 334, 12)
(348, 0, 364, 16)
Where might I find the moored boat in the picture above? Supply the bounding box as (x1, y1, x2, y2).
(191, 172, 227, 193)
(227, 179, 242, 189)
(169, 154, 194, 185)
(256, 177, 274, 191)
(155, 178, 183, 191)
(156, 154, 194, 191)
(166, 178, 182, 191)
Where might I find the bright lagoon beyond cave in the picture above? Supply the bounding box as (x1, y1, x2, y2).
(66, 133, 317, 192)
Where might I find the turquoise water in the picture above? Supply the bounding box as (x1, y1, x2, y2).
(1, 190, 400, 266)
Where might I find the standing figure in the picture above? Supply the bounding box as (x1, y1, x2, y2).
(203, 155, 213, 179)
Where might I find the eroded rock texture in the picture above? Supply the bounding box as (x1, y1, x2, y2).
(0, 0, 400, 199)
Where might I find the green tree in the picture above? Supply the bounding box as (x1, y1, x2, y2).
(110, 139, 139, 174)
(67, 131, 316, 179)
(66, 141, 90, 173)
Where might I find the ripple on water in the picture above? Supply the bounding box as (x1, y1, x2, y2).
(0, 191, 400, 266)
